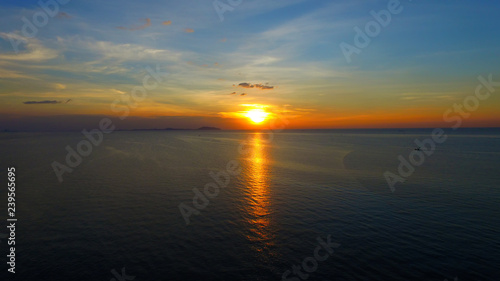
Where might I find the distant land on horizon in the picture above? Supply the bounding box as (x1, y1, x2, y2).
(2, 127, 499, 133)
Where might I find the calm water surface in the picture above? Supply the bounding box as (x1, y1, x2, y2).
(0, 129, 499, 280)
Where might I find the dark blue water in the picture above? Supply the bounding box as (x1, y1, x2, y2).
(0, 129, 499, 280)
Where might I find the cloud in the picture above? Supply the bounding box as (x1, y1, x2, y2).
(0, 33, 58, 61)
(240, 93, 246, 96)
(56, 12, 72, 19)
(236, 82, 274, 90)
(162, 20, 172, 25)
(66, 38, 184, 63)
(117, 18, 152, 31)
(23, 100, 61, 104)
(54, 83, 66, 90)
(255, 83, 274, 90)
(184, 28, 194, 33)
(221, 38, 227, 42)
(111, 89, 127, 95)
(238, 82, 254, 88)
(0, 68, 38, 79)
(230, 92, 236, 95)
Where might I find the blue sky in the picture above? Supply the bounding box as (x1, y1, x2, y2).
(1, 0, 499, 130)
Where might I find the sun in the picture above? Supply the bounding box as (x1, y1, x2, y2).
(245, 108, 269, 124)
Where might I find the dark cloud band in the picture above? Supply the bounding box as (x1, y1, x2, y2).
(23, 100, 61, 104)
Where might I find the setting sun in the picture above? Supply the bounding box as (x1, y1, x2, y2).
(245, 109, 269, 124)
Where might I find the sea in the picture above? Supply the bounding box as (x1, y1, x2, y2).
(0, 128, 499, 280)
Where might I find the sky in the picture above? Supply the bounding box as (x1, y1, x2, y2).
(0, 0, 499, 131)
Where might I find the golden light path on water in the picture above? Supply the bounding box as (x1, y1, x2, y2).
(242, 132, 276, 258)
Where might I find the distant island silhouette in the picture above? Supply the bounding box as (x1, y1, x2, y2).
(197, 127, 221, 130)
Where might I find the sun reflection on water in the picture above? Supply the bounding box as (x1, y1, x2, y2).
(242, 133, 275, 256)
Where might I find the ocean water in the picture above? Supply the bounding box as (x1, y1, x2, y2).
(0, 129, 499, 280)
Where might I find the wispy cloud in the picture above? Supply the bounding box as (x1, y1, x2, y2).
(184, 28, 194, 33)
(54, 83, 66, 90)
(0, 68, 38, 79)
(117, 18, 151, 31)
(60, 37, 185, 63)
(0, 33, 58, 61)
(162, 20, 172, 25)
(56, 12, 72, 19)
